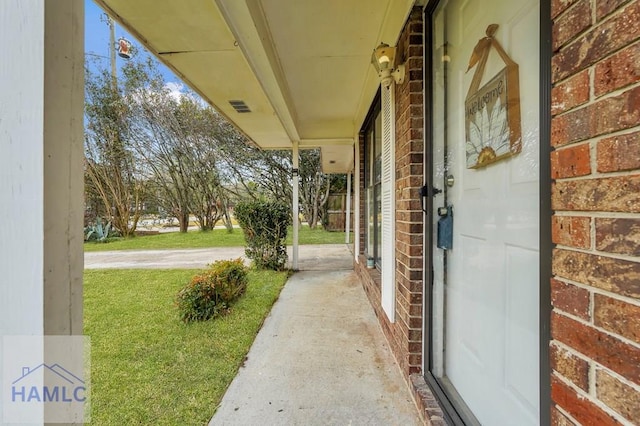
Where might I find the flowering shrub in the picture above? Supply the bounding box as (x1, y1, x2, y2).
(176, 259, 248, 322)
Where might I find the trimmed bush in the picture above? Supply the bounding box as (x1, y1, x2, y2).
(234, 200, 291, 271)
(176, 258, 248, 322)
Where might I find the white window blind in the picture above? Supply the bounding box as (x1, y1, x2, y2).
(380, 84, 396, 322)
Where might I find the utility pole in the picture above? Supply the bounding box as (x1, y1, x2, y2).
(108, 16, 117, 90)
(100, 13, 117, 90)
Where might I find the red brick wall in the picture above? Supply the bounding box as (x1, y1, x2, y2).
(550, 0, 640, 424)
(355, 8, 425, 379)
(394, 7, 425, 376)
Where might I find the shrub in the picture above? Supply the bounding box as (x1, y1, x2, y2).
(234, 200, 291, 271)
(176, 259, 248, 322)
(84, 217, 120, 242)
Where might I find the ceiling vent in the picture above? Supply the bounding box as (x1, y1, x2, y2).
(229, 100, 251, 113)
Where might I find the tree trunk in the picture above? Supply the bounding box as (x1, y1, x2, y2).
(223, 208, 234, 232)
(309, 204, 319, 229)
(178, 212, 189, 233)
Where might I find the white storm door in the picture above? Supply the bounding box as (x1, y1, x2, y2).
(430, 0, 540, 424)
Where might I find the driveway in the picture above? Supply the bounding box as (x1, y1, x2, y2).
(84, 244, 354, 270)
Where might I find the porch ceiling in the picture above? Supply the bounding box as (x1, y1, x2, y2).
(94, 0, 417, 173)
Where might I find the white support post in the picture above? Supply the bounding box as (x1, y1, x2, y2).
(345, 172, 352, 244)
(292, 141, 299, 270)
(0, 0, 84, 339)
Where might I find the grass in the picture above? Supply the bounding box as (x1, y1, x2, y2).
(84, 225, 352, 252)
(84, 268, 289, 425)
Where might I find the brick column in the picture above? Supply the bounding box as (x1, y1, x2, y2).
(550, 0, 640, 424)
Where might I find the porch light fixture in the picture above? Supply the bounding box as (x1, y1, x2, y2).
(371, 42, 405, 87)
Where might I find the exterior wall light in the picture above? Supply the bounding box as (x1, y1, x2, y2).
(371, 42, 405, 87)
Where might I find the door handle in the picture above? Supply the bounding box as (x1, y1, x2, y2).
(420, 184, 442, 214)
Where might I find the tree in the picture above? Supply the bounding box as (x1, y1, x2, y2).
(84, 61, 147, 237)
(216, 139, 332, 229)
(85, 42, 333, 235)
(123, 59, 231, 232)
(176, 99, 230, 231)
(298, 149, 331, 229)
(214, 126, 293, 207)
(124, 67, 194, 233)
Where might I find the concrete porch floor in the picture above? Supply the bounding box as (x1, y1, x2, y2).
(210, 249, 422, 425)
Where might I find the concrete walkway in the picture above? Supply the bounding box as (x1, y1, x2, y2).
(210, 268, 422, 426)
(85, 244, 422, 425)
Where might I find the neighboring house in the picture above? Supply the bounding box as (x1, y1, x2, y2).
(2, 1, 638, 425)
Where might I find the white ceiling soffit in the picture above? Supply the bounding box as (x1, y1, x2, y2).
(94, 0, 416, 173)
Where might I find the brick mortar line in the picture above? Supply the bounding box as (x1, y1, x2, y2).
(552, 79, 640, 117)
(552, 0, 594, 51)
(553, 309, 640, 350)
(394, 314, 421, 347)
(395, 273, 422, 286)
(555, 403, 582, 426)
(551, 2, 639, 54)
(550, 128, 640, 157)
(584, 45, 640, 100)
(589, 211, 597, 254)
(395, 260, 423, 271)
(589, 58, 596, 103)
(552, 371, 632, 425)
(551, 339, 592, 367)
(553, 244, 640, 264)
(553, 210, 640, 219)
(395, 222, 425, 229)
(594, 0, 639, 25)
(553, 276, 640, 308)
(595, 362, 640, 393)
(394, 272, 422, 283)
(589, 286, 595, 324)
(552, 0, 589, 23)
(589, 356, 597, 399)
(552, 169, 640, 182)
(552, 75, 640, 111)
(586, 139, 602, 181)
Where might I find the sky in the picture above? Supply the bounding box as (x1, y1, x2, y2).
(84, 0, 185, 98)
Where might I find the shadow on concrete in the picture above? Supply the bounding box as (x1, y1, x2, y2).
(210, 246, 422, 425)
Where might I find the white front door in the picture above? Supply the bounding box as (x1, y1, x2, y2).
(430, 0, 540, 424)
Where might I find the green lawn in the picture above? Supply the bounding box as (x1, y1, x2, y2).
(84, 268, 289, 425)
(85, 225, 352, 252)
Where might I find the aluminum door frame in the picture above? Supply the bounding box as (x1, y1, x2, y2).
(421, 0, 552, 424)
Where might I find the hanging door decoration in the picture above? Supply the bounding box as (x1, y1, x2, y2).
(464, 24, 522, 169)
